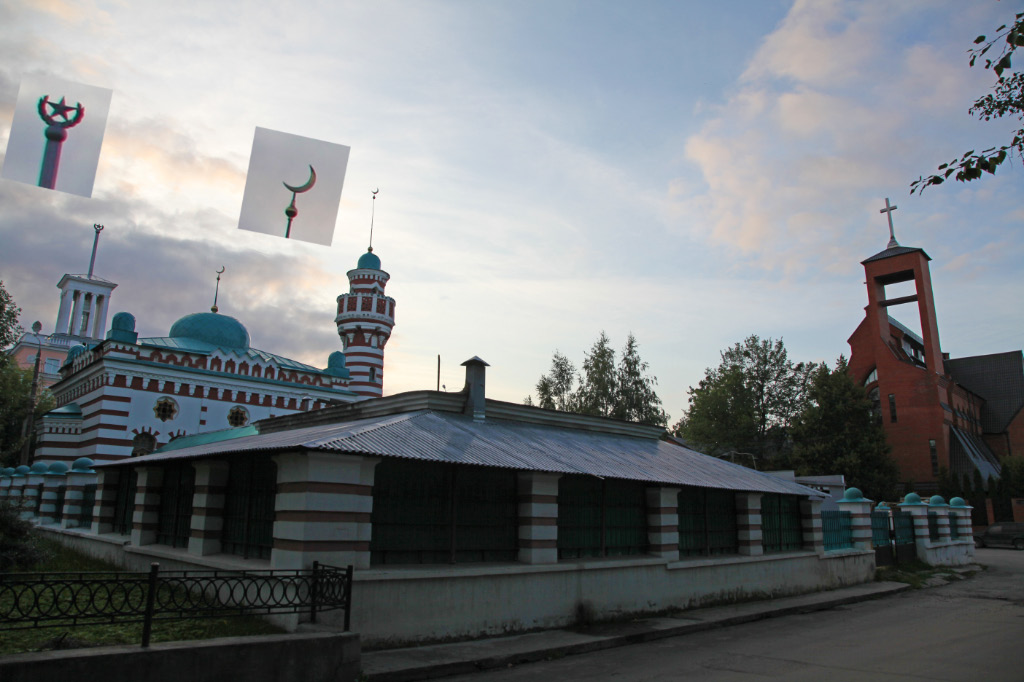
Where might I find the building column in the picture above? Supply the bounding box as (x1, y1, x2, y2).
(91, 467, 120, 534)
(271, 451, 379, 570)
(131, 466, 164, 546)
(517, 472, 560, 564)
(736, 492, 763, 556)
(39, 465, 69, 524)
(897, 493, 930, 556)
(93, 294, 109, 338)
(62, 463, 98, 529)
(836, 488, 874, 552)
(928, 497, 951, 542)
(799, 497, 824, 554)
(949, 498, 974, 541)
(23, 465, 47, 520)
(188, 460, 230, 556)
(55, 289, 73, 334)
(646, 487, 680, 560)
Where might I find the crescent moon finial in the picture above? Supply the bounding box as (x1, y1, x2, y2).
(217, 266, 225, 274)
(283, 165, 317, 194)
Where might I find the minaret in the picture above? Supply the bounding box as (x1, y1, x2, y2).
(54, 224, 117, 340)
(335, 247, 395, 398)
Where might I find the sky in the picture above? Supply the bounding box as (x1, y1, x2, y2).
(0, 0, 1021, 425)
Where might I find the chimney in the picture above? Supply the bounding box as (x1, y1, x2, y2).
(461, 356, 490, 422)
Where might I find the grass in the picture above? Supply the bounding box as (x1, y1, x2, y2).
(0, 537, 284, 656)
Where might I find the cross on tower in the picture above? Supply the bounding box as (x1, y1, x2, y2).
(879, 198, 899, 248)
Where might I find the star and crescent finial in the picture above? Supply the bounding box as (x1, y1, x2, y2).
(283, 165, 317, 239)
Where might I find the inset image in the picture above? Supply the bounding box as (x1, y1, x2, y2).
(1, 75, 113, 197)
(238, 127, 351, 246)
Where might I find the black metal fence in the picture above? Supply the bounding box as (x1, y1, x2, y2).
(0, 561, 352, 647)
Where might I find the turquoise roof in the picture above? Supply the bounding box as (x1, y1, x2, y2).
(156, 424, 259, 453)
(357, 249, 381, 270)
(169, 312, 250, 350)
(49, 402, 82, 417)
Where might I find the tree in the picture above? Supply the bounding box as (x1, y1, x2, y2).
(674, 335, 815, 465)
(528, 332, 669, 426)
(612, 333, 668, 426)
(0, 280, 24, 365)
(790, 356, 899, 501)
(912, 11, 1024, 193)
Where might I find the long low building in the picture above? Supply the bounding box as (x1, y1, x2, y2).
(8, 357, 901, 647)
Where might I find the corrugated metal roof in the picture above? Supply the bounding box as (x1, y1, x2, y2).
(107, 410, 824, 497)
(139, 336, 324, 373)
(949, 426, 1001, 482)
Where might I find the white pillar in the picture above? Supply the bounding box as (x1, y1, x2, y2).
(55, 289, 73, 334)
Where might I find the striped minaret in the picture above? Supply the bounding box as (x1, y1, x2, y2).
(335, 248, 395, 398)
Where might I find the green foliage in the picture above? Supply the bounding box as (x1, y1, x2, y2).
(0, 500, 48, 570)
(0, 281, 24, 364)
(912, 11, 1024, 193)
(790, 356, 899, 501)
(673, 335, 815, 464)
(0, 359, 55, 467)
(529, 332, 668, 426)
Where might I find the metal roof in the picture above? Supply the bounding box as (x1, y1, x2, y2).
(108, 409, 824, 497)
(949, 425, 1001, 482)
(139, 336, 325, 373)
(861, 245, 930, 264)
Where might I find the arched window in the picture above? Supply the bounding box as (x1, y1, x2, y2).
(132, 432, 157, 457)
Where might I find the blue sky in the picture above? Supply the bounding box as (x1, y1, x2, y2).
(1, 0, 1021, 423)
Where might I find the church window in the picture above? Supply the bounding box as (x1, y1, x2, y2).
(677, 487, 738, 557)
(153, 397, 178, 422)
(156, 462, 195, 549)
(370, 460, 518, 565)
(558, 476, 647, 559)
(227, 406, 249, 427)
(221, 454, 277, 560)
(888, 394, 898, 423)
(132, 432, 157, 457)
(863, 368, 877, 386)
(868, 387, 881, 424)
(112, 468, 139, 535)
(929, 439, 938, 478)
(761, 494, 803, 552)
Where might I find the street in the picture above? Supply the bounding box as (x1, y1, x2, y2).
(442, 549, 1024, 682)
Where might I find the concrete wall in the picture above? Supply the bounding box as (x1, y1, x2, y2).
(335, 550, 875, 648)
(0, 632, 360, 682)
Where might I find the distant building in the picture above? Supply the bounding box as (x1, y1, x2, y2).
(847, 227, 1018, 494)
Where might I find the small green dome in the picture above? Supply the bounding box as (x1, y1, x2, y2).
(1, 467, 13, 478)
(903, 492, 923, 505)
(328, 351, 347, 369)
(949, 497, 967, 508)
(66, 344, 87, 363)
(928, 495, 947, 506)
(876, 502, 890, 510)
(72, 457, 95, 472)
(169, 312, 250, 349)
(111, 312, 136, 332)
(357, 248, 381, 270)
(14, 465, 30, 477)
(30, 462, 49, 475)
(46, 462, 69, 476)
(843, 487, 864, 501)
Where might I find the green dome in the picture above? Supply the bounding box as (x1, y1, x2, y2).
(169, 312, 250, 350)
(111, 312, 136, 331)
(72, 457, 95, 472)
(949, 497, 967, 508)
(14, 465, 30, 477)
(30, 462, 48, 474)
(928, 495, 947, 506)
(903, 492, 923, 505)
(66, 344, 87, 363)
(46, 462, 69, 476)
(357, 249, 381, 270)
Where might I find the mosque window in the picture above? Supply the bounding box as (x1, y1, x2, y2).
(228, 406, 249, 427)
(678, 486, 738, 557)
(112, 468, 138, 535)
(156, 462, 195, 549)
(558, 476, 647, 559)
(221, 454, 277, 560)
(369, 367, 377, 383)
(153, 397, 178, 422)
(761, 494, 803, 552)
(370, 460, 518, 565)
(132, 432, 157, 457)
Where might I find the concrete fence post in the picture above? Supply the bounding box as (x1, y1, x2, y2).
(736, 492, 763, 556)
(646, 486, 680, 560)
(836, 488, 873, 552)
(517, 472, 561, 564)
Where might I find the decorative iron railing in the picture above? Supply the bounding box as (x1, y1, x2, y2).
(0, 561, 352, 647)
(821, 510, 853, 551)
(870, 510, 891, 548)
(928, 512, 940, 541)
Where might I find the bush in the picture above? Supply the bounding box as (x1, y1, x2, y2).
(0, 499, 47, 570)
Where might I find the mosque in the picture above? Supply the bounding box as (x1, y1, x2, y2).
(19, 235, 396, 465)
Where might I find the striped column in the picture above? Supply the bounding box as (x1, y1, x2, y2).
(23, 466, 47, 520)
(39, 464, 69, 524)
(897, 495, 930, 554)
(271, 452, 380, 570)
(929, 499, 951, 542)
(131, 466, 164, 546)
(954, 508, 974, 540)
(8, 472, 27, 513)
(646, 487, 680, 560)
(0, 470, 11, 500)
(800, 498, 824, 553)
(189, 460, 230, 556)
(92, 468, 120, 534)
(736, 492, 763, 556)
(836, 495, 873, 552)
(517, 472, 560, 564)
(62, 466, 98, 529)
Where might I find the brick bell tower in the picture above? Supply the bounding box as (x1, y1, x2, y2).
(335, 247, 396, 398)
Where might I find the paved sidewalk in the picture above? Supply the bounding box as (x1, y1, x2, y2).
(361, 581, 911, 682)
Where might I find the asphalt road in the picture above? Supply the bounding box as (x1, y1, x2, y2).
(442, 549, 1024, 682)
